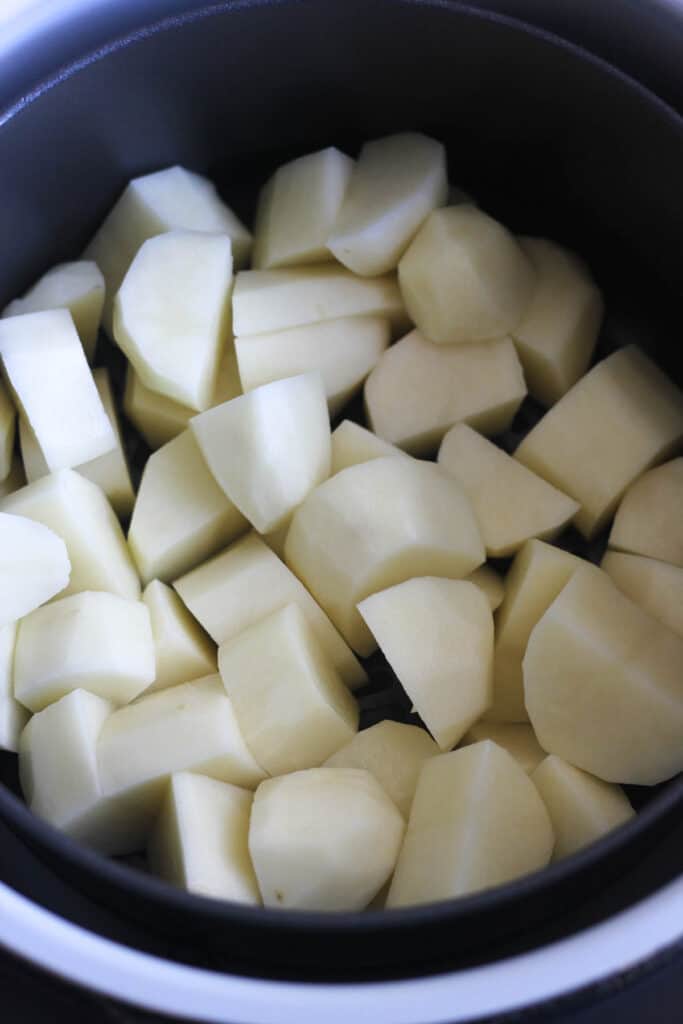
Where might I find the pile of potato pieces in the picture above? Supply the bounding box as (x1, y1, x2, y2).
(1, 132, 682, 914)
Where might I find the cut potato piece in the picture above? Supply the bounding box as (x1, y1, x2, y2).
(218, 604, 358, 776)
(14, 590, 155, 711)
(249, 767, 404, 911)
(0, 512, 70, 627)
(128, 430, 248, 585)
(330, 419, 407, 475)
(142, 580, 216, 693)
(84, 165, 251, 333)
(0, 469, 140, 600)
(148, 772, 259, 904)
(365, 331, 526, 455)
(524, 567, 683, 784)
(253, 146, 353, 269)
(235, 316, 389, 417)
(438, 424, 578, 557)
(515, 346, 683, 538)
(285, 457, 485, 654)
(328, 133, 447, 276)
(601, 551, 683, 638)
(513, 238, 603, 406)
(608, 458, 683, 568)
(0, 309, 116, 471)
(0, 454, 24, 498)
(461, 722, 546, 774)
(397, 205, 535, 344)
(387, 742, 553, 907)
(191, 373, 331, 534)
(466, 565, 504, 612)
(324, 721, 439, 818)
(232, 267, 408, 337)
(0, 623, 28, 752)
(359, 578, 493, 750)
(174, 532, 365, 689)
(0, 379, 16, 481)
(2, 260, 105, 361)
(532, 755, 634, 860)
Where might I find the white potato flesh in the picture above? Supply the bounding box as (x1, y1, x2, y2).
(330, 419, 407, 475)
(397, 205, 535, 344)
(249, 767, 404, 911)
(2, 260, 105, 361)
(0, 454, 23, 498)
(14, 590, 155, 712)
(438, 423, 579, 557)
(0, 469, 140, 600)
(173, 532, 365, 689)
(324, 721, 439, 818)
(387, 742, 554, 907)
(0, 380, 15, 482)
(461, 722, 546, 774)
(488, 540, 589, 723)
(285, 457, 485, 655)
(513, 238, 603, 407)
(252, 146, 353, 269)
(359, 578, 493, 750)
(466, 565, 504, 612)
(84, 165, 251, 333)
(231, 267, 408, 337)
(515, 346, 683, 539)
(191, 373, 331, 535)
(0, 623, 29, 752)
(0, 309, 116, 471)
(532, 755, 634, 860)
(218, 603, 358, 776)
(128, 430, 248, 585)
(235, 316, 389, 417)
(0, 513, 70, 627)
(328, 133, 447, 276)
(142, 580, 216, 693)
(364, 331, 526, 455)
(524, 567, 683, 784)
(601, 551, 683, 638)
(148, 772, 259, 904)
(608, 458, 683, 568)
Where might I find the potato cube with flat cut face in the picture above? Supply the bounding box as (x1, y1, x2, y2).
(142, 580, 216, 694)
(608, 458, 683, 568)
(601, 551, 683, 638)
(330, 419, 407, 475)
(0, 380, 15, 482)
(0, 513, 70, 628)
(0, 623, 28, 753)
(460, 722, 546, 774)
(466, 565, 504, 612)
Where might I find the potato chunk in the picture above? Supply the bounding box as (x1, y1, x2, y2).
(460, 722, 546, 774)
(608, 458, 683, 568)
(397, 205, 535, 344)
(0, 623, 28, 752)
(524, 568, 683, 784)
(601, 551, 683, 638)
(359, 579, 493, 750)
(142, 580, 216, 693)
(249, 767, 404, 910)
(387, 742, 553, 907)
(0, 381, 16, 481)
(285, 457, 485, 654)
(364, 331, 526, 455)
(467, 565, 504, 612)
(0, 513, 70, 627)
(330, 419, 407, 475)
(515, 346, 683, 538)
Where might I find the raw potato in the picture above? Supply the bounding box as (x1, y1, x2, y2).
(148, 772, 260, 904)
(601, 551, 683, 638)
(532, 755, 634, 860)
(387, 742, 554, 907)
(330, 419, 407, 475)
(515, 346, 683, 539)
(513, 238, 603, 406)
(142, 580, 216, 693)
(364, 331, 526, 455)
(128, 430, 248, 585)
(324, 721, 439, 818)
(1, 469, 140, 600)
(235, 316, 389, 417)
(397, 205, 535, 344)
(14, 590, 155, 712)
(191, 373, 331, 534)
(438, 423, 579, 557)
(84, 165, 251, 333)
(0, 454, 24, 498)
(328, 133, 447, 276)
(524, 567, 683, 785)
(285, 457, 485, 654)
(467, 565, 504, 612)
(2, 260, 105, 361)
(0, 513, 71, 627)
(461, 722, 546, 774)
(608, 458, 683, 568)
(249, 767, 404, 911)
(0, 380, 16, 482)
(0, 309, 116, 471)
(358, 579, 493, 750)
(218, 604, 358, 776)
(252, 146, 353, 269)
(173, 532, 365, 689)
(0, 623, 29, 753)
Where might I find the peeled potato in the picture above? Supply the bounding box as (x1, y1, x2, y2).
(466, 565, 504, 612)
(330, 419, 407, 475)
(142, 580, 216, 693)
(0, 623, 28, 753)
(601, 551, 683, 638)
(460, 722, 546, 774)
(0, 512, 70, 627)
(608, 458, 683, 568)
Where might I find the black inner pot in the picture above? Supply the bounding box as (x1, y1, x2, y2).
(0, 0, 682, 983)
